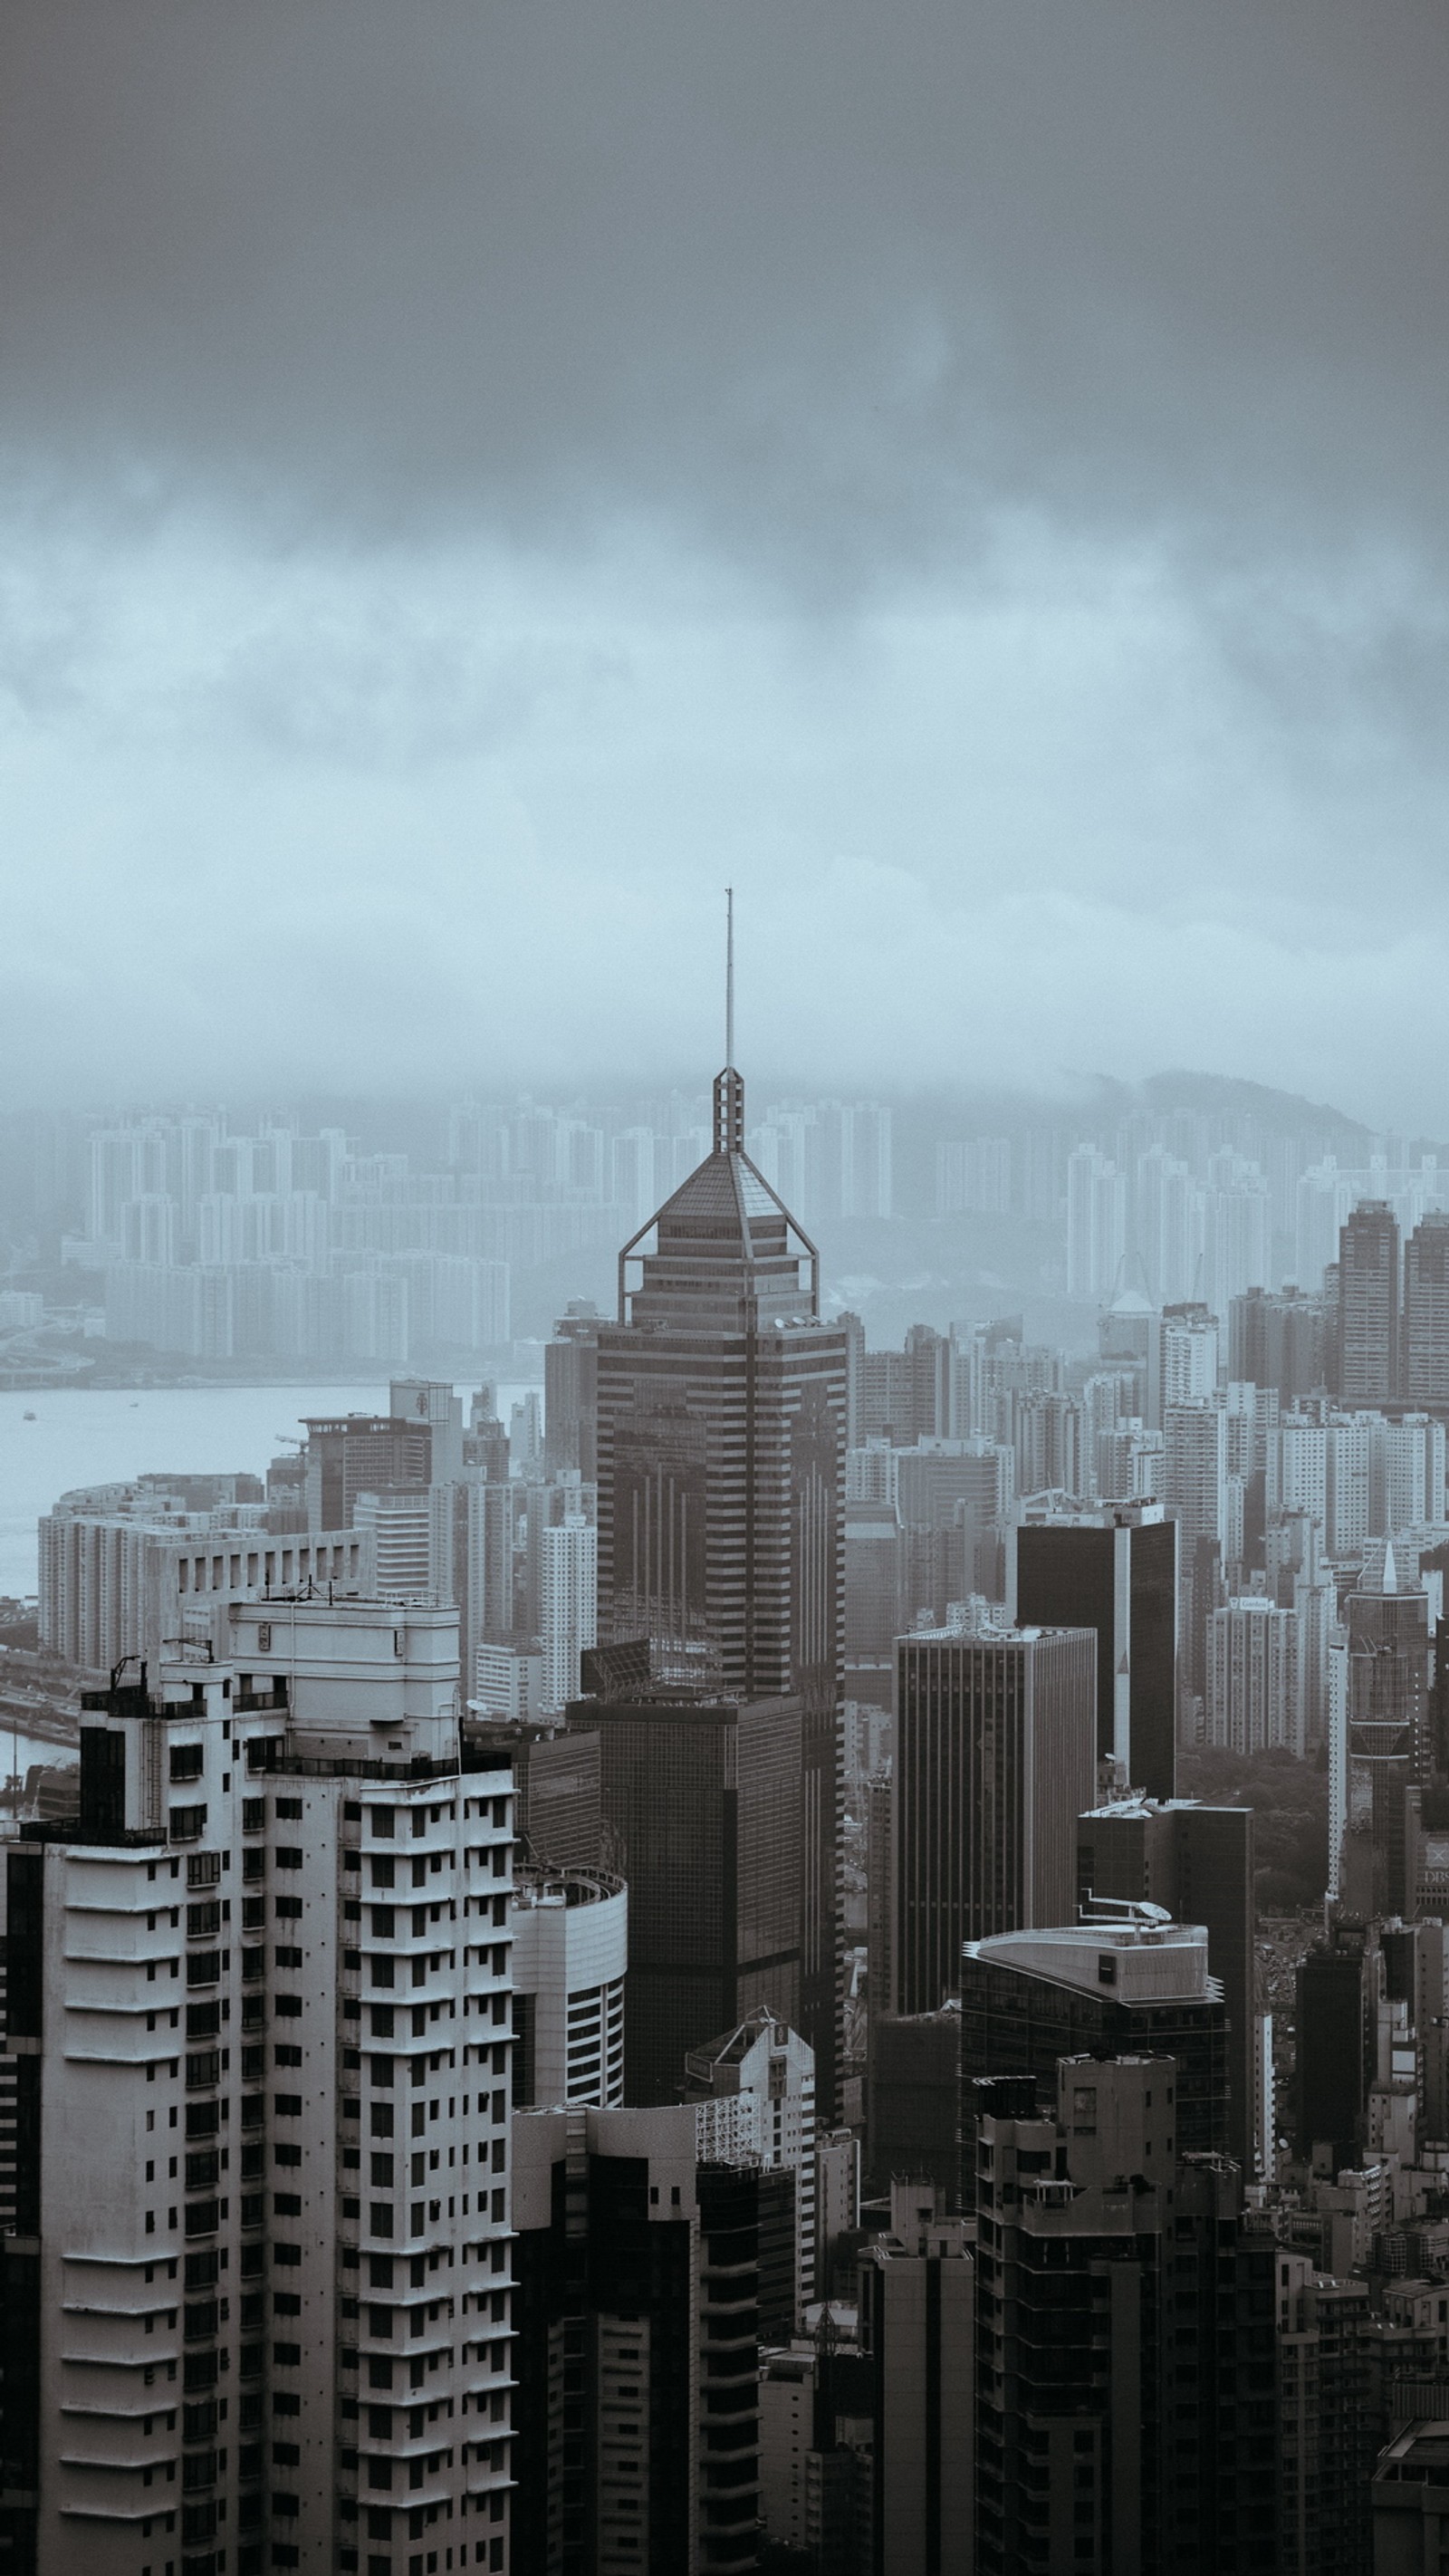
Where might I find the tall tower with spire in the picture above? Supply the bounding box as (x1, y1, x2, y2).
(591, 895, 849, 2109)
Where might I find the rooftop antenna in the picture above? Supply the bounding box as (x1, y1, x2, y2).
(725, 884, 734, 1072)
(712, 888, 745, 1156)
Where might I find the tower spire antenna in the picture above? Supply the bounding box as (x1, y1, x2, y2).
(713, 887, 744, 1157)
(725, 885, 734, 1072)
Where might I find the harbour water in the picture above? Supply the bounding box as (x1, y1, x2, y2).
(0, 1379, 536, 1601)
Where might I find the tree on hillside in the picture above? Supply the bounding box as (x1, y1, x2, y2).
(1178, 1745, 1329, 1914)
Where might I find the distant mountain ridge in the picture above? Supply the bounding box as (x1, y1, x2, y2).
(895, 1069, 1406, 1149)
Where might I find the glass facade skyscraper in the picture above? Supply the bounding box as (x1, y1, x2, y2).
(595, 1061, 848, 2107)
(1012, 1501, 1179, 1801)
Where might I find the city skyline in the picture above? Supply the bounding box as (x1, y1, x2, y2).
(5, 4, 1446, 2566)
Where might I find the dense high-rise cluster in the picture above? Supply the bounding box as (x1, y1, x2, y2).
(13, 1076, 1449, 2570)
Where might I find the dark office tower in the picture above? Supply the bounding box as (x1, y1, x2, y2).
(904, 1322, 951, 1441)
(1296, 1918, 1370, 2169)
(1346, 1549, 1432, 1918)
(464, 1475, 515, 1648)
(840, 1306, 867, 1447)
(856, 1327, 950, 1446)
(894, 1625, 1095, 2015)
(865, 2007, 963, 2204)
(466, 1386, 511, 1485)
(597, 1053, 848, 2110)
(568, 1678, 802, 2107)
(859, 2180, 974, 2576)
(1339, 1198, 1401, 1406)
(695, 2161, 772, 2568)
(973, 2060, 1278, 2576)
(896, 1438, 1014, 1622)
(513, 2102, 766, 2576)
(843, 1493, 904, 1664)
(544, 1298, 603, 1477)
(1012, 1499, 1178, 1800)
(462, 1711, 603, 1868)
(1078, 1796, 1256, 2172)
(865, 1771, 893, 2029)
(1229, 1283, 1330, 1406)
(959, 1913, 1229, 2154)
(1405, 1212, 1449, 1412)
(301, 1408, 432, 1528)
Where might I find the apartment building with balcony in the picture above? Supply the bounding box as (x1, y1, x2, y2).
(0, 1594, 514, 2576)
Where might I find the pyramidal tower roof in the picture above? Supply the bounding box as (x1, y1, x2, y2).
(617, 893, 820, 1331)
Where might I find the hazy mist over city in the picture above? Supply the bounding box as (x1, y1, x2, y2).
(2, 0, 1448, 1119)
(9, 16, 1449, 2576)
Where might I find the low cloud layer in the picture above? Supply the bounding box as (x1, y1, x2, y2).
(1, 1, 1445, 1121)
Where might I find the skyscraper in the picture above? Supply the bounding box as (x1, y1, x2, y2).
(1404, 1211, 1449, 1412)
(538, 1514, 597, 1712)
(543, 1300, 602, 1479)
(1078, 1796, 1256, 2172)
(3, 1599, 515, 2576)
(510, 1860, 628, 2109)
(513, 2102, 772, 2576)
(1160, 1301, 1220, 1408)
(959, 1913, 1230, 2156)
(1340, 1545, 1432, 1918)
(596, 1028, 848, 2108)
(1012, 1499, 1178, 1800)
(302, 1410, 433, 1531)
(1230, 1283, 1330, 1407)
(1295, 1918, 1371, 2169)
(1338, 1199, 1401, 1406)
(1163, 1397, 1228, 1557)
(685, 2008, 817, 2328)
(973, 2059, 1278, 2576)
(893, 1623, 1098, 2014)
(569, 1673, 803, 2109)
(859, 2180, 974, 2576)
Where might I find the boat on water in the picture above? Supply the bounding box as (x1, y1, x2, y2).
(22, 1409, 35, 1420)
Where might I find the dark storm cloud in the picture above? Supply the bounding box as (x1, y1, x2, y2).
(3, 0, 1448, 1126)
(2, 0, 1446, 578)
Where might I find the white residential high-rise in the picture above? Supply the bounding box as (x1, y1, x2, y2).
(1132, 1147, 1202, 1305)
(1279, 1416, 1329, 1528)
(356, 1486, 435, 1596)
(89, 1122, 169, 1250)
(511, 1863, 627, 2109)
(1202, 1155, 1271, 1321)
(1, 1598, 515, 2576)
(474, 1642, 545, 1724)
(1160, 1303, 1219, 1407)
(1206, 1596, 1297, 1754)
(684, 2009, 818, 2328)
(1163, 1401, 1228, 1552)
(38, 1488, 363, 1673)
(120, 1193, 179, 1267)
(1328, 1414, 1375, 1557)
(1377, 1414, 1447, 1536)
(539, 1515, 597, 1714)
(509, 1395, 543, 1481)
(1067, 1147, 1127, 1301)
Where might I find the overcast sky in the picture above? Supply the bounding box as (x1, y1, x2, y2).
(1, 0, 1446, 1123)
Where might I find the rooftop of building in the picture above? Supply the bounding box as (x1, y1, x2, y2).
(513, 1862, 625, 1912)
(1376, 2423, 1449, 2484)
(901, 1620, 1095, 1648)
(685, 2005, 807, 2077)
(616, 1061, 826, 1331)
(964, 1911, 1216, 2004)
(1016, 1495, 1166, 1528)
(1080, 1793, 1240, 1821)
